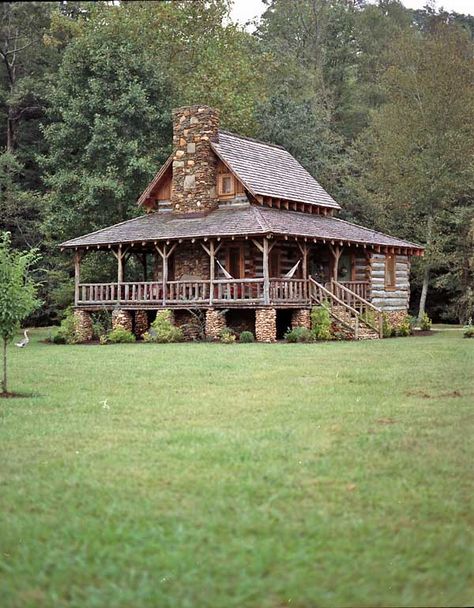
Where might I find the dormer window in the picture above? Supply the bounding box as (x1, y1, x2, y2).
(218, 173, 235, 197)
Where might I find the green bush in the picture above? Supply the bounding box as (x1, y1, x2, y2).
(396, 316, 412, 337)
(463, 318, 473, 338)
(360, 310, 377, 328)
(239, 331, 255, 343)
(382, 314, 394, 338)
(54, 307, 77, 344)
(285, 326, 313, 343)
(91, 310, 112, 340)
(310, 306, 332, 340)
(143, 310, 183, 343)
(106, 327, 136, 344)
(220, 327, 236, 344)
(420, 312, 432, 331)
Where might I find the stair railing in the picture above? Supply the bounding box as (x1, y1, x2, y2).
(309, 277, 360, 339)
(330, 279, 383, 338)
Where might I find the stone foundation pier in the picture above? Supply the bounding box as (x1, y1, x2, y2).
(255, 308, 276, 342)
(73, 309, 93, 342)
(291, 309, 311, 330)
(205, 309, 226, 340)
(112, 309, 133, 332)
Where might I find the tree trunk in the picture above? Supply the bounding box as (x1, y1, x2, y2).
(418, 215, 433, 322)
(417, 264, 430, 322)
(2, 338, 7, 394)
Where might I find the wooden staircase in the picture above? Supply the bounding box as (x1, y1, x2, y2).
(309, 278, 383, 340)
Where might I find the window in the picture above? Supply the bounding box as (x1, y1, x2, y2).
(385, 254, 396, 290)
(218, 173, 234, 197)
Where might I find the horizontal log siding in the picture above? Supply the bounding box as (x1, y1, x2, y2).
(370, 253, 410, 311)
(354, 253, 369, 282)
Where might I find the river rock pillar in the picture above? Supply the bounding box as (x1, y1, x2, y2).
(255, 308, 276, 342)
(73, 309, 93, 342)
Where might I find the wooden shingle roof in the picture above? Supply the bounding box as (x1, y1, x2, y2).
(211, 131, 340, 210)
(60, 204, 422, 252)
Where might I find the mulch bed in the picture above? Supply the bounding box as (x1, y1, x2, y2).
(411, 330, 435, 337)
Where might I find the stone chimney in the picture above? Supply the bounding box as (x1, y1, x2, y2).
(171, 105, 220, 214)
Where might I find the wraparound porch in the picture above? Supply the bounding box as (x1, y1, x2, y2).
(75, 278, 370, 308)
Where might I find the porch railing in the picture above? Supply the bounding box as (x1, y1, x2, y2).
(339, 280, 369, 302)
(76, 278, 372, 311)
(270, 279, 308, 303)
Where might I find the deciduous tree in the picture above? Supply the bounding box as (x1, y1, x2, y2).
(0, 231, 41, 395)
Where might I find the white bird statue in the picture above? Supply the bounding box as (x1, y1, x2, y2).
(15, 329, 29, 348)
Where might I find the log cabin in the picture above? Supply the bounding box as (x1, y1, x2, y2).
(60, 105, 424, 341)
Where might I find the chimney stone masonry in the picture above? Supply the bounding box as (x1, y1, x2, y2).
(171, 105, 220, 214)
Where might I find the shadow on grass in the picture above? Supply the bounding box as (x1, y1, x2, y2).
(0, 391, 42, 399)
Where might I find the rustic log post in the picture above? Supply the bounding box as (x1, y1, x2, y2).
(201, 240, 222, 306)
(74, 250, 82, 306)
(252, 237, 274, 305)
(162, 244, 168, 305)
(297, 242, 309, 300)
(117, 244, 124, 283)
(263, 237, 270, 305)
(155, 243, 177, 305)
(329, 244, 343, 283)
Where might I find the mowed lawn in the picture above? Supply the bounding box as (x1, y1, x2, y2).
(0, 329, 472, 608)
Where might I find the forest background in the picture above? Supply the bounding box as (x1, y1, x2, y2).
(1, 0, 473, 324)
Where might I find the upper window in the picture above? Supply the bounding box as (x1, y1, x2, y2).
(218, 173, 235, 197)
(385, 254, 396, 290)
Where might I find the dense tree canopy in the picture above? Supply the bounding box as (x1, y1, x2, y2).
(0, 0, 472, 323)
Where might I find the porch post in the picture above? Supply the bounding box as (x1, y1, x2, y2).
(330, 244, 342, 282)
(302, 244, 308, 279)
(201, 240, 221, 306)
(117, 244, 124, 283)
(117, 244, 123, 304)
(298, 242, 309, 301)
(156, 243, 177, 306)
(162, 244, 168, 305)
(263, 237, 270, 305)
(74, 250, 82, 306)
(209, 240, 215, 305)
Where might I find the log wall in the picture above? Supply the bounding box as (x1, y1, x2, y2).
(369, 253, 410, 311)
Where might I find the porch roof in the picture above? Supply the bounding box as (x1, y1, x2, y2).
(59, 204, 423, 253)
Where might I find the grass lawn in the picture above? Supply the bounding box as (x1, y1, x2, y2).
(0, 328, 472, 607)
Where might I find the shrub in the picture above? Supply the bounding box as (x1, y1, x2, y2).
(106, 327, 136, 344)
(396, 316, 412, 337)
(420, 312, 432, 331)
(463, 318, 473, 338)
(239, 330, 255, 343)
(311, 306, 332, 340)
(54, 307, 77, 344)
(360, 310, 377, 328)
(91, 310, 112, 340)
(285, 326, 313, 343)
(382, 314, 394, 338)
(143, 310, 183, 343)
(220, 327, 236, 344)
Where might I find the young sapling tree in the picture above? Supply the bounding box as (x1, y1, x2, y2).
(0, 232, 41, 395)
